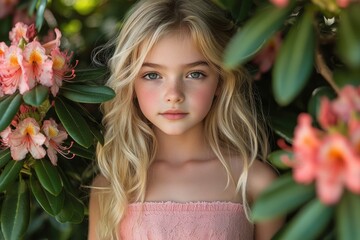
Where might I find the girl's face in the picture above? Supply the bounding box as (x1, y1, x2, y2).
(134, 32, 219, 136)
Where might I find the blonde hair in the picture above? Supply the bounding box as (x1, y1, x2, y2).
(95, 0, 269, 238)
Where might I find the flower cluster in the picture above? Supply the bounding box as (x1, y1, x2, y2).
(0, 22, 76, 97)
(283, 85, 360, 205)
(0, 22, 76, 166)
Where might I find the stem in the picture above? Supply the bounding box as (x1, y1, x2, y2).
(315, 49, 340, 94)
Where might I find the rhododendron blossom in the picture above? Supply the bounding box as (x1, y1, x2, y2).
(8, 117, 46, 160)
(9, 22, 29, 45)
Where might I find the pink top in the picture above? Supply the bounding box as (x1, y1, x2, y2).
(119, 201, 254, 240)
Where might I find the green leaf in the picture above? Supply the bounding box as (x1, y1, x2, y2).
(30, 175, 65, 216)
(336, 191, 360, 240)
(55, 191, 84, 224)
(269, 111, 297, 143)
(55, 97, 93, 148)
(72, 67, 108, 83)
(252, 174, 315, 221)
(333, 69, 360, 88)
(0, 94, 22, 132)
(268, 150, 292, 170)
(22, 85, 49, 107)
(224, 3, 294, 68)
(69, 143, 95, 160)
(28, 0, 38, 16)
(273, 9, 315, 106)
(277, 199, 334, 240)
(337, 4, 360, 69)
(33, 159, 63, 196)
(36, 0, 47, 31)
(60, 84, 115, 103)
(308, 86, 337, 121)
(1, 179, 30, 240)
(0, 149, 11, 169)
(0, 160, 24, 193)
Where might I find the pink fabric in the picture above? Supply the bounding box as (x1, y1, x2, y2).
(119, 201, 254, 240)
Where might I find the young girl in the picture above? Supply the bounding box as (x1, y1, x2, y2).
(89, 0, 283, 239)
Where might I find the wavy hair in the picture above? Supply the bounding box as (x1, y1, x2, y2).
(95, 0, 269, 238)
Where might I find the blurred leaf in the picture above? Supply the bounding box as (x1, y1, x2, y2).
(0, 94, 22, 132)
(269, 111, 297, 143)
(0, 160, 24, 193)
(224, 3, 294, 68)
(252, 174, 315, 221)
(73, 68, 108, 84)
(0, 149, 11, 169)
(89, 122, 104, 145)
(277, 199, 333, 240)
(308, 86, 336, 121)
(1, 179, 30, 240)
(30, 175, 65, 216)
(337, 4, 360, 69)
(28, 0, 38, 16)
(69, 143, 95, 160)
(268, 150, 292, 170)
(36, 0, 47, 31)
(273, 8, 315, 105)
(55, 191, 84, 224)
(60, 84, 115, 103)
(333, 69, 360, 88)
(22, 85, 49, 107)
(33, 159, 63, 196)
(55, 97, 93, 148)
(336, 191, 360, 240)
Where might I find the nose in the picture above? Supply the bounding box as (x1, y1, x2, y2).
(164, 79, 184, 103)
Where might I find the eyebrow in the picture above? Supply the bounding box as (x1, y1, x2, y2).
(141, 61, 209, 68)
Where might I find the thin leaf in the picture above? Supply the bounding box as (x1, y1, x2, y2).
(30, 175, 65, 216)
(22, 85, 49, 107)
(55, 97, 93, 148)
(277, 199, 333, 240)
(36, 0, 47, 31)
(60, 84, 115, 103)
(0, 160, 24, 192)
(268, 150, 292, 170)
(28, 0, 38, 16)
(0, 149, 11, 169)
(273, 8, 315, 106)
(224, 3, 294, 68)
(1, 179, 30, 240)
(0, 94, 22, 132)
(33, 159, 63, 196)
(336, 191, 360, 240)
(252, 173, 315, 221)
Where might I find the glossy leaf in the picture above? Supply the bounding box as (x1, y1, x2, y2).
(0, 160, 24, 192)
(336, 191, 360, 240)
(277, 199, 333, 240)
(30, 175, 65, 216)
(0, 149, 11, 169)
(308, 86, 336, 121)
(36, 0, 47, 31)
(1, 179, 30, 240)
(55, 191, 84, 224)
(33, 159, 63, 196)
(55, 97, 93, 148)
(252, 174, 315, 221)
(60, 84, 115, 103)
(69, 143, 95, 160)
(22, 85, 49, 107)
(267, 150, 292, 170)
(337, 5, 360, 69)
(224, 3, 294, 68)
(0, 94, 22, 132)
(28, 0, 38, 15)
(273, 9, 315, 106)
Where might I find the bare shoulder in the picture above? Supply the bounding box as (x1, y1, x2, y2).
(91, 174, 110, 189)
(247, 159, 278, 203)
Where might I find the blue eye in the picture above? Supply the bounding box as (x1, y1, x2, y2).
(187, 72, 205, 79)
(143, 72, 160, 80)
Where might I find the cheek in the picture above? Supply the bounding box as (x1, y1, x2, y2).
(135, 87, 156, 115)
(191, 87, 217, 112)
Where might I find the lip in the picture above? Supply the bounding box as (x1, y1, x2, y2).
(160, 110, 188, 120)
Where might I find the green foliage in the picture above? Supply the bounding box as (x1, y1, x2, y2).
(336, 192, 360, 240)
(0, 94, 22, 132)
(23, 85, 49, 107)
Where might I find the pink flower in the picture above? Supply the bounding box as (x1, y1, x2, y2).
(9, 22, 29, 45)
(316, 134, 360, 204)
(23, 40, 53, 87)
(8, 118, 46, 160)
(42, 29, 62, 55)
(0, 42, 8, 60)
(292, 114, 321, 183)
(42, 119, 73, 166)
(318, 97, 338, 129)
(50, 48, 76, 96)
(270, 0, 289, 8)
(0, 45, 33, 94)
(349, 118, 360, 155)
(332, 85, 360, 122)
(0, 126, 12, 147)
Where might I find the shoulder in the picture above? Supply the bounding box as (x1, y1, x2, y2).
(247, 159, 278, 203)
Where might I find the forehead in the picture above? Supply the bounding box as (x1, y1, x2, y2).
(143, 31, 206, 66)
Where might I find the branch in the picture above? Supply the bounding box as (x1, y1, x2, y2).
(315, 49, 340, 94)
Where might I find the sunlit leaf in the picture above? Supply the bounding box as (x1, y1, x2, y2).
(336, 191, 360, 240)
(0, 94, 22, 132)
(252, 174, 315, 221)
(0, 179, 30, 240)
(0, 160, 24, 192)
(0, 149, 11, 168)
(273, 8, 315, 106)
(22, 85, 49, 107)
(60, 84, 115, 103)
(33, 159, 63, 196)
